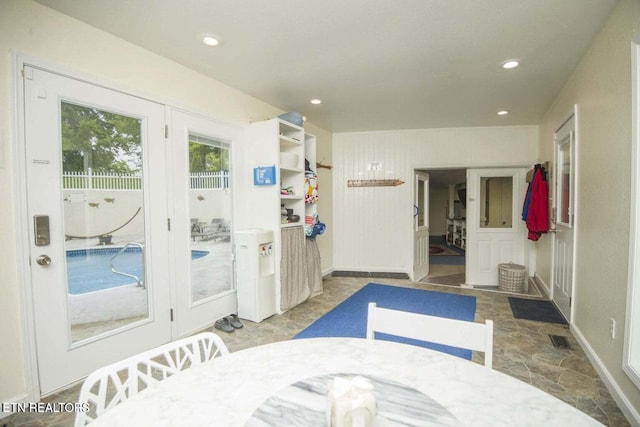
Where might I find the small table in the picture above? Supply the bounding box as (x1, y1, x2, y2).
(87, 338, 602, 427)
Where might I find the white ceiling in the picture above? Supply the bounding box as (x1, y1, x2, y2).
(36, 0, 618, 133)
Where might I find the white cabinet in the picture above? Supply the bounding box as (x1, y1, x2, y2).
(237, 118, 316, 313)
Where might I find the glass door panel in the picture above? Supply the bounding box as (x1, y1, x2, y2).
(61, 102, 149, 343)
(188, 135, 233, 303)
(557, 139, 572, 226)
(479, 176, 513, 229)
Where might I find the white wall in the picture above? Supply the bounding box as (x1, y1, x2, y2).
(536, 0, 640, 419)
(429, 185, 449, 237)
(0, 0, 333, 404)
(332, 126, 538, 274)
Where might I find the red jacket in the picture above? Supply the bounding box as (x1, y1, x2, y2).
(526, 168, 549, 241)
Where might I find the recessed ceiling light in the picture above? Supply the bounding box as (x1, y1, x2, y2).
(310, 99, 322, 105)
(497, 110, 510, 116)
(502, 60, 520, 69)
(201, 33, 223, 46)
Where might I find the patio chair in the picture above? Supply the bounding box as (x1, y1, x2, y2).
(366, 302, 494, 368)
(74, 332, 229, 426)
(191, 218, 206, 241)
(201, 218, 230, 242)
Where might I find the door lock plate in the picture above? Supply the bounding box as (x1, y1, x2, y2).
(34, 215, 50, 246)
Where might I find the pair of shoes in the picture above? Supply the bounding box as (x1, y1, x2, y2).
(214, 318, 234, 333)
(228, 314, 244, 329)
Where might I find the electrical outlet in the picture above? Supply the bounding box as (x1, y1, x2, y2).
(610, 318, 616, 339)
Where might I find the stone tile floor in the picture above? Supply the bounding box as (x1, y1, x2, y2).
(5, 273, 630, 426)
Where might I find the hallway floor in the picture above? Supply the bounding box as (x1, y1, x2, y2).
(6, 276, 630, 426)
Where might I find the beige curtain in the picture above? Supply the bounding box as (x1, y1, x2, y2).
(280, 226, 309, 311)
(305, 238, 323, 297)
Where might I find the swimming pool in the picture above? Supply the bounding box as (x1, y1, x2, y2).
(66, 247, 209, 295)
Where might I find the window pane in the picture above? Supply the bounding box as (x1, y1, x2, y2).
(188, 135, 233, 303)
(417, 179, 425, 228)
(61, 101, 149, 343)
(479, 176, 513, 228)
(558, 141, 571, 224)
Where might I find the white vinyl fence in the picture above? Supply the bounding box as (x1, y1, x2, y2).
(63, 170, 229, 189)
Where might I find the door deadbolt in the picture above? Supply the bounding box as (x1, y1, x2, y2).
(33, 215, 51, 246)
(36, 255, 52, 266)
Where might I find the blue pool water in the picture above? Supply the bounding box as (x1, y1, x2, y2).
(66, 247, 209, 295)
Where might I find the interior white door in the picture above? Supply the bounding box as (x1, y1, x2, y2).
(23, 66, 172, 394)
(552, 114, 575, 321)
(412, 172, 430, 281)
(466, 168, 528, 287)
(169, 109, 238, 336)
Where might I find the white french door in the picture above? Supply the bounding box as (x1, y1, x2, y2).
(21, 67, 239, 395)
(169, 109, 238, 336)
(466, 168, 528, 286)
(23, 66, 172, 394)
(552, 113, 576, 321)
(412, 171, 430, 281)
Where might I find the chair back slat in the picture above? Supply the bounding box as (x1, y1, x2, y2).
(75, 332, 228, 426)
(366, 302, 493, 369)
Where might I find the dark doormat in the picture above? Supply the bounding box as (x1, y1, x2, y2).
(508, 297, 568, 325)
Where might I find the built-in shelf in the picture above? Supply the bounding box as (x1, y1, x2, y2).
(238, 117, 317, 313)
(446, 218, 466, 250)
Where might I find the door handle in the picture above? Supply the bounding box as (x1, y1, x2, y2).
(36, 255, 52, 266)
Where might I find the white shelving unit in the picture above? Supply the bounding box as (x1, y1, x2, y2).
(278, 120, 305, 227)
(445, 184, 466, 250)
(446, 218, 466, 250)
(236, 118, 315, 314)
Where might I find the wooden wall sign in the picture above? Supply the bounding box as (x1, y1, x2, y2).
(347, 179, 405, 187)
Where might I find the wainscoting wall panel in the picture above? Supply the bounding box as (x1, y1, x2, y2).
(332, 126, 538, 275)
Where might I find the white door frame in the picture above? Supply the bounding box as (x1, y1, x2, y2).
(550, 106, 578, 322)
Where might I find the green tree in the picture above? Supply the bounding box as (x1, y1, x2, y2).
(61, 102, 142, 173)
(188, 141, 229, 172)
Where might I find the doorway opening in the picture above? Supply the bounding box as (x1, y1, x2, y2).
(416, 167, 541, 298)
(420, 169, 467, 287)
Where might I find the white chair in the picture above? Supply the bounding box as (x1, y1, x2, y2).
(75, 332, 229, 426)
(366, 302, 494, 369)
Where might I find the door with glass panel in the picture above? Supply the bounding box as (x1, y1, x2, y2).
(169, 109, 237, 336)
(552, 114, 575, 321)
(466, 168, 528, 286)
(412, 171, 430, 281)
(23, 66, 172, 394)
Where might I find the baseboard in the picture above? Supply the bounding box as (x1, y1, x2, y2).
(321, 268, 334, 278)
(331, 270, 410, 279)
(533, 273, 551, 298)
(571, 325, 640, 425)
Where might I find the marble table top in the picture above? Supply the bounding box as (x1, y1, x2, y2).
(246, 373, 459, 426)
(87, 337, 602, 427)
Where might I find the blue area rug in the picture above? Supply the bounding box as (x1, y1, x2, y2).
(508, 297, 568, 325)
(293, 283, 477, 360)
